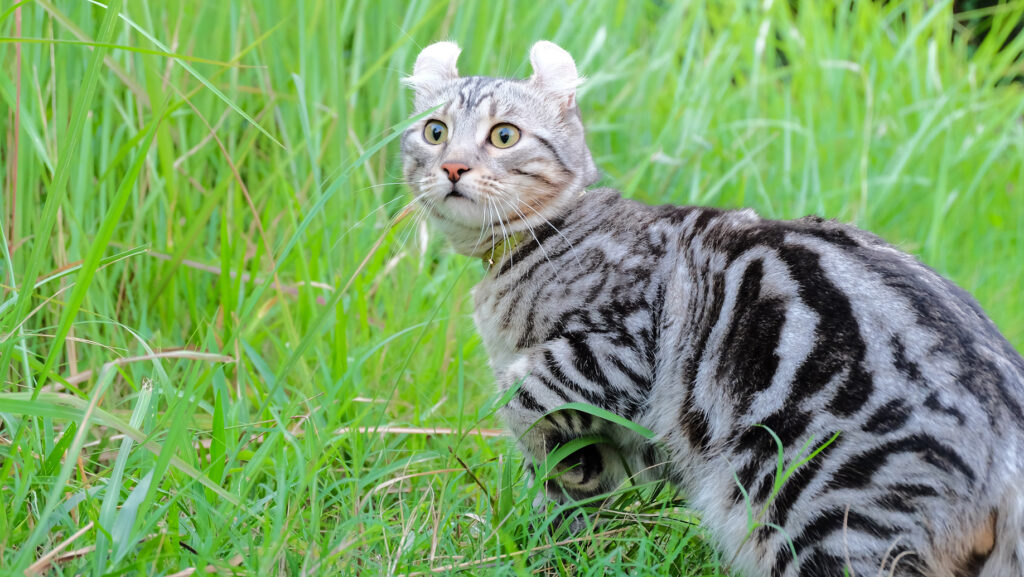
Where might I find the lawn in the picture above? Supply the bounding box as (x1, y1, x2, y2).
(1, 1, 1022, 575)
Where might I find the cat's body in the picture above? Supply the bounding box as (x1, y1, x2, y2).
(402, 41, 1024, 576)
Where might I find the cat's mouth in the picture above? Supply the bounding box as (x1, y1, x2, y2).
(445, 186, 470, 201)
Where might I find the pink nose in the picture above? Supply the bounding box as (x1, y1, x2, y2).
(441, 162, 470, 183)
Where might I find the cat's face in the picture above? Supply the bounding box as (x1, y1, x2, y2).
(402, 41, 599, 256)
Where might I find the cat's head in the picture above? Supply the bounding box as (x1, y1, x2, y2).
(401, 40, 600, 256)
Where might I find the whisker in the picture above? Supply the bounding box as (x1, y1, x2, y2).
(485, 197, 505, 266)
(476, 196, 496, 259)
(375, 178, 439, 261)
(393, 198, 432, 259)
(353, 181, 418, 192)
(495, 194, 561, 279)
(508, 190, 583, 270)
(490, 188, 565, 279)
(334, 187, 433, 250)
(491, 196, 514, 269)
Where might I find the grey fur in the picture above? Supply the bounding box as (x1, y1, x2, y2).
(402, 41, 1024, 577)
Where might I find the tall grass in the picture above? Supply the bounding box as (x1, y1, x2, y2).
(1, 1, 1022, 575)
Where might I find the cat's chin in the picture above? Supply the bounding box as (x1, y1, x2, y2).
(423, 208, 523, 258)
(426, 199, 484, 228)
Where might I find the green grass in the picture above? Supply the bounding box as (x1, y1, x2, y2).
(1, 1, 1022, 575)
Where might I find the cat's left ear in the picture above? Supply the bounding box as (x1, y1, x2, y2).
(529, 41, 583, 109)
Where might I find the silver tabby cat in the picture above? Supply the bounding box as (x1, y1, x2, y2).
(401, 40, 1024, 577)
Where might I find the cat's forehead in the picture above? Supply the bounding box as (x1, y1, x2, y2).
(422, 76, 550, 118)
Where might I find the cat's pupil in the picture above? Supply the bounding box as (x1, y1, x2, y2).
(432, 126, 443, 140)
(498, 128, 510, 143)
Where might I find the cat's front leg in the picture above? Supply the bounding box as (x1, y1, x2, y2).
(496, 345, 631, 524)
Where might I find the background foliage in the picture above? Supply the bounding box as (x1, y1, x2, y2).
(1, 0, 1022, 575)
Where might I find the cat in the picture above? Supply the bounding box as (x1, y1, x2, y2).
(401, 40, 1024, 577)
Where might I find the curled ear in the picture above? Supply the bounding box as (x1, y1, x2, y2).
(529, 41, 582, 109)
(402, 41, 461, 97)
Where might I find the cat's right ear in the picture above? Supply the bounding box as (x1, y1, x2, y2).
(402, 41, 461, 100)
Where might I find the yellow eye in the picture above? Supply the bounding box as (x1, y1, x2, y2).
(424, 120, 447, 144)
(489, 124, 520, 148)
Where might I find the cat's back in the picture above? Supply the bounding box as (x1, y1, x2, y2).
(676, 205, 1024, 458)
(692, 208, 1024, 413)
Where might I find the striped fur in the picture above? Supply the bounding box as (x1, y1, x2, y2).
(403, 41, 1024, 577)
